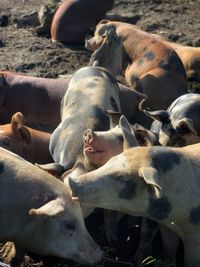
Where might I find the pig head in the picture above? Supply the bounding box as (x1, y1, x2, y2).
(0, 147, 102, 266)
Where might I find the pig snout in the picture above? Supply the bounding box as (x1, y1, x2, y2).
(84, 129, 93, 146)
(79, 241, 103, 265)
(79, 236, 103, 265)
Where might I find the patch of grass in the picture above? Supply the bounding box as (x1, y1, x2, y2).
(44, 0, 58, 9)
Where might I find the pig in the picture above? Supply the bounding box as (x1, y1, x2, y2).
(82, 115, 160, 261)
(0, 147, 103, 266)
(0, 71, 71, 131)
(142, 93, 200, 147)
(0, 112, 52, 164)
(86, 20, 188, 110)
(48, 65, 121, 174)
(152, 35, 200, 83)
(83, 120, 159, 169)
(69, 119, 200, 267)
(50, 0, 114, 44)
(0, 70, 149, 130)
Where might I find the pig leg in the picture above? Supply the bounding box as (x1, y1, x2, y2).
(133, 218, 159, 265)
(159, 225, 178, 265)
(104, 210, 124, 242)
(183, 233, 200, 267)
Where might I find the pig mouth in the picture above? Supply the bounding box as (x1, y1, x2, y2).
(84, 144, 105, 155)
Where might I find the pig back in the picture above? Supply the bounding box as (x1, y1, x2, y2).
(50, 66, 121, 169)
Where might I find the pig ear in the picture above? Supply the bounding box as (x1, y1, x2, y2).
(141, 108, 170, 125)
(89, 27, 122, 77)
(138, 166, 162, 198)
(119, 115, 139, 150)
(29, 198, 64, 217)
(11, 112, 31, 144)
(35, 163, 65, 179)
(175, 118, 197, 135)
(134, 124, 158, 146)
(68, 177, 80, 201)
(106, 109, 122, 127)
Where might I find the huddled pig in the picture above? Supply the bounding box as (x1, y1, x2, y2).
(86, 20, 188, 110)
(83, 118, 159, 169)
(51, 0, 114, 44)
(0, 112, 52, 164)
(0, 71, 71, 131)
(0, 147, 103, 266)
(155, 37, 200, 83)
(0, 70, 149, 130)
(143, 93, 200, 146)
(47, 65, 121, 176)
(69, 118, 200, 267)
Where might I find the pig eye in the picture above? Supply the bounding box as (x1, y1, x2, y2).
(64, 221, 76, 232)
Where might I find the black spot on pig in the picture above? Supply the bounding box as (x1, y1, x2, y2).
(119, 180, 137, 199)
(148, 195, 171, 220)
(90, 105, 110, 131)
(110, 96, 119, 112)
(150, 147, 181, 172)
(190, 207, 200, 225)
(144, 51, 155, 61)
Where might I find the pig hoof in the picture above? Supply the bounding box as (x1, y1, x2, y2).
(0, 241, 16, 264)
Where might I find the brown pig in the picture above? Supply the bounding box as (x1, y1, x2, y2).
(0, 112, 52, 164)
(0, 147, 103, 266)
(51, 0, 114, 44)
(0, 71, 71, 131)
(86, 20, 188, 110)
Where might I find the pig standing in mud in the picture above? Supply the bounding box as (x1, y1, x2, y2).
(47, 66, 121, 175)
(69, 117, 200, 267)
(86, 20, 188, 110)
(0, 148, 103, 266)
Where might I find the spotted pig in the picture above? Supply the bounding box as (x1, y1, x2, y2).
(86, 20, 188, 110)
(47, 66, 121, 175)
(69, 125, 200, 267)
(143, 93, 200, 147)
(0, 147, 102, 266)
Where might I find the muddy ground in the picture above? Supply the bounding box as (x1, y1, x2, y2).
(0, 0, 200, 266)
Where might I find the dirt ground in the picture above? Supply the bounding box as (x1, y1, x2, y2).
(0, 0, 200, 266)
